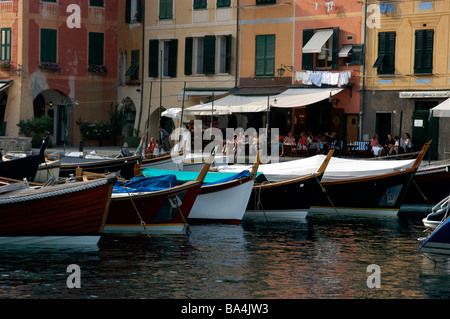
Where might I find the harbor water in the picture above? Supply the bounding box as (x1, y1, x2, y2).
(1, 211, 450, 301)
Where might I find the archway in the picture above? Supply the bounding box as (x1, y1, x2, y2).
(32, 89, 74, 145)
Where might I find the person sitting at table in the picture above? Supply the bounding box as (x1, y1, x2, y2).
(384, 133, 395, 155)
(371, 133, 384, 157)
(389, 135, 400, 156)
(281, 131, 295, 156)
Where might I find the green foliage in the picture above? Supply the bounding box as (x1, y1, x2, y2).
(80, 120, 113, 140)
(17, 115, 54, 147)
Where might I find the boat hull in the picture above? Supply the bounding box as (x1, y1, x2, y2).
(420, 217, 450, 256)
(401, 164, 450, 212)
(310, 169, 417, 216)
(0, 178, 115, 240)
(142, 154, 183, 171)
(59, 155, 141, 180)
(105, 181, 202, 234)
(188, 177, 255, 224)
(246, 173, 321, 220)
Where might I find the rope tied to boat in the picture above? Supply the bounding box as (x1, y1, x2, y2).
(168, 195, 191, 235)
(314, 176, 341, 218)
(253, 181, 270, 223)
(119, 175, 153, 240)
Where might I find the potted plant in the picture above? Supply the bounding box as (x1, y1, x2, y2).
(39, 62, 62, 72)
(0, 61, 11, 71)
(88, 64, 108, 75)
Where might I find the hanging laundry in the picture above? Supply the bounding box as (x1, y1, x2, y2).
(295, 71, 303, 82)
(338, 71, 350, 86)
(310, 72, 323, 87)
(316, 3, 319, 11)
(321, 72, 331, 85)
(329, 72, 340, 85)
(302, 71, 312, 85)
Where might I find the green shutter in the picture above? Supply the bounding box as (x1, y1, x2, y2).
(265, 35, 275, 76)
(185, 37, 193, 76)
(350, 44, 364, 65)
(194, 0, 207, 9)
(149, 39, 159, 77)
(89, 32, 104, 65)
(225, 34, 232, 74)
(302, 29, 314, 71)
(203, 35, 216, 75)
(255, 35, 265, 76)
(1, 28, 11, 61)
(376, 32, 395, 75)
(415, 29, 434, 74)
(217, 0, 231, 8)
(89, 0, 104, 6)
(331, 27, 339, 70)
(160, 0, 173, 20)
(168, 39, 178, 78)
(41, 29, 57, 63)
(125, 0, 131, 23)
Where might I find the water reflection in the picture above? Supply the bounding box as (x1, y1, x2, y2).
(1, 213, 450, 299)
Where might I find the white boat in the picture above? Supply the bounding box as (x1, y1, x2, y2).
(143, 155, 259, 224)
(183, 152, 232, 172)
(217, 154, 415, 182)
(422, 195, 450, 229)
(34, 160, 61, 183)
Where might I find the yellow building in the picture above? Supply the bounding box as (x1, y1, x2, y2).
(363, 0, 449, 159)
(141, 0, 238, 141)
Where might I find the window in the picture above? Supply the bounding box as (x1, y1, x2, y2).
(185, 35, 230, 76)
(40, 29, 57, 63)
(194, 0, 207, 10)
(125, 50, 139, 81)
(126, 0, 142, 23)
(302, 28, 339, 70)
(256, 0, 276, 4)
(255, 35, 275, 76)
(89, 32, 104, 66)
(217, 35, 232, 74)
(159, 0, 173, 20)
(0, 28, 11, 61)
(217, 0, 231, 8)
(89, 0, 104, 6)
(373, 31, 395, 75)
(414, 29, 434, 74)
(148, 39, 178, 78)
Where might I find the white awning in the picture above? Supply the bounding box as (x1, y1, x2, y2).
(338, 45, 352, 57)
(184, 87, 344, 115)
(270, 88, 344, 108)
(431, 98, 450, 117)
(161, 108, 196, 120)
(302, 29, 333, 54)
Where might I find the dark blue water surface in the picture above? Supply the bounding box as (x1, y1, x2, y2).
(1, 212, 450, 300)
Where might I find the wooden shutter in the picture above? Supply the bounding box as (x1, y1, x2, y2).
(89, 32, 104, 65)
(331, 27, 339, 69)
(415, 29, 434, 74)
(41, 29, 57, 63)
(302, 29, 314, 70)
(255, 35, 265, 76)
(125, 0, 131, 23)
(185, 37, 193, 76)
(265, 35, 275, 76)
(350, 44, 364, 65)
(226, 35, 232, 74)
(148, 39, 159, 77)
(386, 32, 396, 73)
(203, 35, 216, 75)
(168, 39, 178, 78)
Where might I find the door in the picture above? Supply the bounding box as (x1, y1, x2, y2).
(346, 114, 359, 143)
(375, 112, 392, 145)
(412, 110, 439, 160)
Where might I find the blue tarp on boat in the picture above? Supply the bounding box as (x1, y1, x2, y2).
(142, 168, 255, 186)
(113, 175, 178, 193)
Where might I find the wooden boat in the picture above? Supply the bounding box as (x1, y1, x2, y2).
(419, 213, 450, 257)
(142, 153, 260, 224)
(103, 155, 213, 234)
(0, 137, 49, 181)
(0, 174, 116, 245)
(141, 152, 184, 171)
(308, 142, 430, 216)
(58, 153, 141, 180)
(246, 150, 334, 220)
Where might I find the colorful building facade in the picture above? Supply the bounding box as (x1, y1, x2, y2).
(0, 0, 119, 145)
(363, 0, 449, 159)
